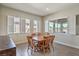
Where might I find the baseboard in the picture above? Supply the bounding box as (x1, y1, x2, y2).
(55, 41, 79, 49)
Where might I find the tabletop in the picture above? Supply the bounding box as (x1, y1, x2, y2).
(32, 35, 44, 41)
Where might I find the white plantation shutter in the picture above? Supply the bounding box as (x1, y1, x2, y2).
(33, 20, 38, 32)
(14, 17, 20, 33)
(25, 19, 30, 33)
(7, 16, 40, 34)
(8, 16, 14, 34)
(20, 18, 25, 33)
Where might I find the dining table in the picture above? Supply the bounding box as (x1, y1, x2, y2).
(27, 33, 55, 53)
(32, 34, 51, 43)
(32, 35, 44, 51)
(32, 34, 52, 52)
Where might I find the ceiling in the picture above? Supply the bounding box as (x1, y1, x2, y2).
(1, 3, 79, 16)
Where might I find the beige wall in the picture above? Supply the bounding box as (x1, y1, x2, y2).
(0, 5, 42, 44)
(0, 6, 1, 35)
(76, 15, 79, 35)
(40, 16, 45, 34)
(0, 6, 4, 35)
(44, 5, 79, 49)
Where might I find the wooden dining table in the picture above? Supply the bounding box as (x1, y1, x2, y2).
(32, 35, 51, 53)
(32, 35, 44, 46)
(32, 34, 52, 45)
(32, 35, 43, 41)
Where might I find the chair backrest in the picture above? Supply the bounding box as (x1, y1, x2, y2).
(27, 36, 34, 48)
(38, 40, 45, 47)
(44, 36, 50, 46)
(49, 35, 55, 44)
(38, 32, 42, 36)
(47, 32, 50, 35)
(31, 33, 36, 37)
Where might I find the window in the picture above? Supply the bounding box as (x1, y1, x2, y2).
(62, 22, 68, 33)
(33, 20, 39, 32)
(48, 18, 68, 33)
(8, 16, 40, 34)
(14, 17, 20, 33)
(8, 16, 14, 34)
(25, 19, 30, 33)
(57, 23, 61, 32)
(8, 16, 31, 34)
(55, 22, 58, 32)
(48, 21, 54, 33)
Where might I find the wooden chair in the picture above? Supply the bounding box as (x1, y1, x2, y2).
(49, 35, 55, 51)
(27, 35, 40, 55)
(37, 40, 45, 52)
(44, 32, 50, 35)
(27, 36, 34, 55)
(43, 36, 50, 54)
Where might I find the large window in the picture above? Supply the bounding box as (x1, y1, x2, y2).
(48, 18, 68, 33)
(8, 16, 40, 34)
(14, 17, 20, 33)
(57, 23, 61, 32)
(8, 16, 14, 34)
(48, 21, 54, 33)
(62, 22, 68, 33)
(33, 20, 39, 32)
(55, 22, 58, 32)
(25, 19, 30, 33)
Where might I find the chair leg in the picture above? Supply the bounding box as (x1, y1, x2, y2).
(51, 43, 54, 51)
(27, 47, 32, 56)
(44, 49, 45, 56)
(31, 49, 33, 55)
(48, 47, 50, 52)
(52, 44, 54, 52)
(27, 46, 29, 53)
(42, 47, 45, 55)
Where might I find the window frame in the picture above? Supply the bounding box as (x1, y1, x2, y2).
(48, 18, 68, 33)
(7, 16, 40, 34)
